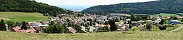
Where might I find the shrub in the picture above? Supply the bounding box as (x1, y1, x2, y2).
(6, 21, 15, 27)
(15, 22, 21, 26)
(158, 25, 167, 30)
(43, 24, 65, 33)
(131, 27, 140, 31)
(74, 25, 82, 33)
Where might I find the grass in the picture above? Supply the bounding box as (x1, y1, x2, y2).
(150, 13, 179, 17)
(0, 31, 183, 40)
(0, 12, 49, 22)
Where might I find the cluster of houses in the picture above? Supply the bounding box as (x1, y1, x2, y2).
(9, 21, 49, 33)
(8, 14, 183, 33)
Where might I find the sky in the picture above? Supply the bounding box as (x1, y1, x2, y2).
(35, 0, 157, 11)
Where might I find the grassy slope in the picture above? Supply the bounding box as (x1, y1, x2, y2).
(150, 13, 179, 17)
(0, 31, 183, 40)
(0, 12, 49, 22)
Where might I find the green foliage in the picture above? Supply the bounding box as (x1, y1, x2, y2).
(15, 22, 21, 26)
(146, 22, 152, 31)
(43, 24, 65, 33)
(158, 25, 167, 30)
(82, 0, 183, 14)
(0, 19, 6, 31)
(163, 20, 168, 24)
(21, 21, 28, 30)
(170, 15, 178, 20)
(131, 27, 140, 31)
(130, 14, 149, 21)
(6, 20, 15, 27)
(108, 19, 117, 31)
(0, 0, 69, 16)
(74, 25, 82, 33)
(49, 21, 55, 25)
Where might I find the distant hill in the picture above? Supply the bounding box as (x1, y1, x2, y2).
(0, 0, 69, 16)
(81, 0, 183, 15)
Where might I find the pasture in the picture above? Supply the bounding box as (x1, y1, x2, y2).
(150, 13, 179, 17)
(0, 12, 49, 22)
(0, 31, 182, 40)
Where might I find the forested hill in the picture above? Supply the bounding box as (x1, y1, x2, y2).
(81, 0, 183, 15)
(0, 0, 69, 16)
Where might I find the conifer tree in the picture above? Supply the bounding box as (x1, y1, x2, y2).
(0, 19, 6, 31)
(21, 21, 28, 30)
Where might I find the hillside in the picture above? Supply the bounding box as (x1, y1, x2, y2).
(0, 0, 68, 16)
(0, 31, 183, 40)
(81, 0, 183, 15)
(0, 12, 49, 22)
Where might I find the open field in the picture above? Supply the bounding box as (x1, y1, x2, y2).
(0, 31, 183, 40)
(0, 12, 49, 22)
(150, 13, 179, 17)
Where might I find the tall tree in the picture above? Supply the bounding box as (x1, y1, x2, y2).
(21, 21, 28, 30)
(0, 19, 6, 31)
(108, 19, 117, 31)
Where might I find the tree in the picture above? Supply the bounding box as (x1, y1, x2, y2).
(146, 22, 152, 31)
(82, 0, 183, 14)
(49, 21, 55, 25)
(43, 24, 65, 33)
(15, 22, 21, 26)
(0, 19, 6, 31)
(6, 21, 15, 27)
(159, 19, 165, 25)
(21, 21, 28, 30)
(170, 15, 178, 20)
(0, 0, 69, 16)
(108, 19, 117, 31)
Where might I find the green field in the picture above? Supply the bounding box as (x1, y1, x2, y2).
(0, 12, 49, 22)
(0, 31, 183, 40)
(150, 13, 179, 17)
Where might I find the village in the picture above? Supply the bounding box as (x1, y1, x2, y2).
(0, 13, 182, 34)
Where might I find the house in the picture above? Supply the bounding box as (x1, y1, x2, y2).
(12, 26, 36, 33)
(117, 24, 129, 31)
(65, 27, 76, 33)
(29, 22, 49, 33)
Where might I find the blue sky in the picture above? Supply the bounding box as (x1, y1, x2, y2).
(35, 0, 157, 11)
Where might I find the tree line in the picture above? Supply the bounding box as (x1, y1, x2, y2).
(81, 0, 183, 15)
(0, 0, 72, 16)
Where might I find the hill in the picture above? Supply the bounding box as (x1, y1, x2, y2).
(0, 0, 69, 16)
(0, 31, 183, 40)
(0, 12, 49, 22)
(81, 0, 183, 15)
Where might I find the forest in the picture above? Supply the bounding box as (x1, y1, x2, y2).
(81, 0, 183, 15)
(0, 0, 70, 16)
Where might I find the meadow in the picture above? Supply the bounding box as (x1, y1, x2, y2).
(150, 13, 179, 17)
(0, 12, 49, 22)
(0, 31, 182, 40)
